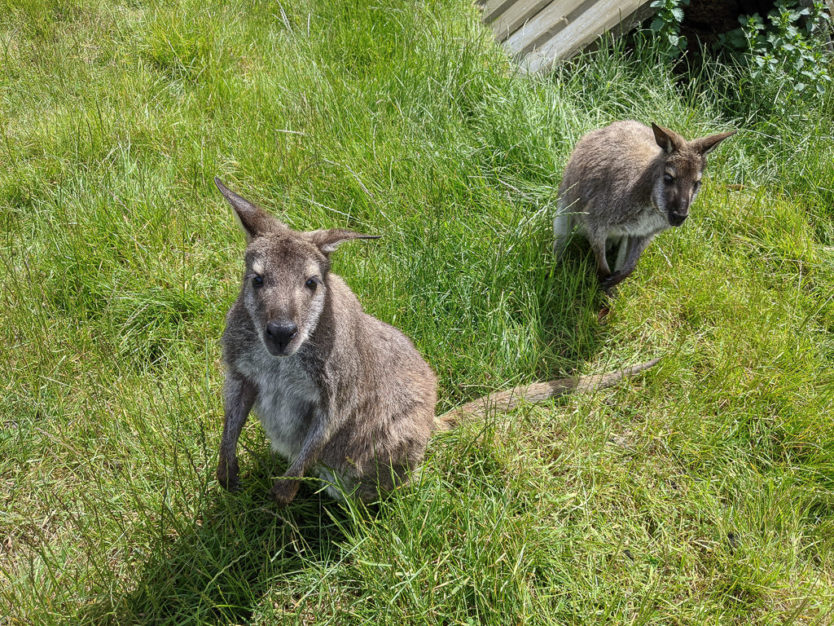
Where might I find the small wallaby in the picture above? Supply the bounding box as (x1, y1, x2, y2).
(554, 121, 735, 291)
(215, 178, 659, 504)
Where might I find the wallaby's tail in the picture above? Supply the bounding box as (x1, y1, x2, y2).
(433, 358, 660, 432)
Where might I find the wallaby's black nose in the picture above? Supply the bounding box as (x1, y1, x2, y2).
(266, 321, 298, 351)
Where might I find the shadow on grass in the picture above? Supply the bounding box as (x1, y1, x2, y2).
(81, 457, 352, 624)
(535, 240, 609, 379)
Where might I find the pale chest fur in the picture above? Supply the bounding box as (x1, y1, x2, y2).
(575, 200, 669, 240)
(606, 204, 669, 238)
(233, 348, 321, 461)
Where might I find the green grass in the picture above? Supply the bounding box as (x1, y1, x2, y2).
(1, 0, 833, 622)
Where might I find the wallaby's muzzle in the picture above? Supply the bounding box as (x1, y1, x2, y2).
(264, 319, 299, 356)
(668, 210, 688, 227)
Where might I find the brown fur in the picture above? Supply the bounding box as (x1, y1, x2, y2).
(554, 121, 735, 291)
(215, 179, 660, 504)
(435, 358, 660, 430)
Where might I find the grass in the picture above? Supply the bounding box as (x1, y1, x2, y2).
(1, 0, 833, 622)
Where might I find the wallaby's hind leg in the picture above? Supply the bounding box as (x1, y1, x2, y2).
(553, 204, 574, 261)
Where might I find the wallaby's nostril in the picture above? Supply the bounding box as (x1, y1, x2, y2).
(266, 321, 298, 346)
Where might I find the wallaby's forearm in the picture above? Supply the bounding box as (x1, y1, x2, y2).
(217, 375, 257, 490)
(272, 409, 331, 505)
(601, 236, 652, 292)
(435, 358, 660, 430)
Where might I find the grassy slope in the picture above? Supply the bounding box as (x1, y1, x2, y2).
(1, 0, 832, 622)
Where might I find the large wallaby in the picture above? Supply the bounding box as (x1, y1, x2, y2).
(554, 121, 735, 291)
(214, 178, 659, 504)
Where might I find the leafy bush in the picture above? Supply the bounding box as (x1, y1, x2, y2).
(649, 0, 690, 59)
(737, 0, 833, 96)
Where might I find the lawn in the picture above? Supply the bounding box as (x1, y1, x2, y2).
(1, 0, 833, 623)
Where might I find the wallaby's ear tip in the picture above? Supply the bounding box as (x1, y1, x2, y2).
(695, 129, 738, 155)
(213, 178, 280, 238)
(651, 122, 678, 153)
(306, 230, 382, 254)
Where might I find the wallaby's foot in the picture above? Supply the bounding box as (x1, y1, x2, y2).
(271, 477, 301, 505)
(600, 267, 635, 293)
(216, 458, 240, 491)
(599, 272, 624, 293)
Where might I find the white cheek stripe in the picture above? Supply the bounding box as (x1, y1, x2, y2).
(296, 289, 326, 347)
(252, 260, 264, 275)
(652, 176, 667, 214)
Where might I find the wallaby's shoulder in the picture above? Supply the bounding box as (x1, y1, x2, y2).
(325, 272, 363, 316)
(323, 271, 426, 363)
(222, 298, 259, 368)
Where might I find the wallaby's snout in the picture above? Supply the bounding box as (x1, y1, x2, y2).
(666, 188, 692, 226)
(668, 209, 688, 226)
(265, 319, 299, 355)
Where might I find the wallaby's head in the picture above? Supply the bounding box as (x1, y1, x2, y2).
(650, 123, 735, 227)
(215, 178, 379, 357)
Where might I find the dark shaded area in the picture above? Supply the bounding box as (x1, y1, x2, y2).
(681, 0, 779, 46)
(79, 460, 353, 624)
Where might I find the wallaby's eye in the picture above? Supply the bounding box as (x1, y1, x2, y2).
(305, 278, 317, 291)
(664, 174, 675, 185)
(252, 275, 264, 288)
(693, 180, 701, 191)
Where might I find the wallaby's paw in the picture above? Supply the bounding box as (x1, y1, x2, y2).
(216, 461, 240, 491)
(599, 271, 628, 293)
(217, 475, 240, 491)
(271, 478, 301, 506)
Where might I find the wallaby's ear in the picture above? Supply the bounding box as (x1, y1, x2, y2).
(214, 177, 283, 240)
(691, 130, 736, 156)
(304, 229, 381, 254)
(651, 123, 684, 154)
